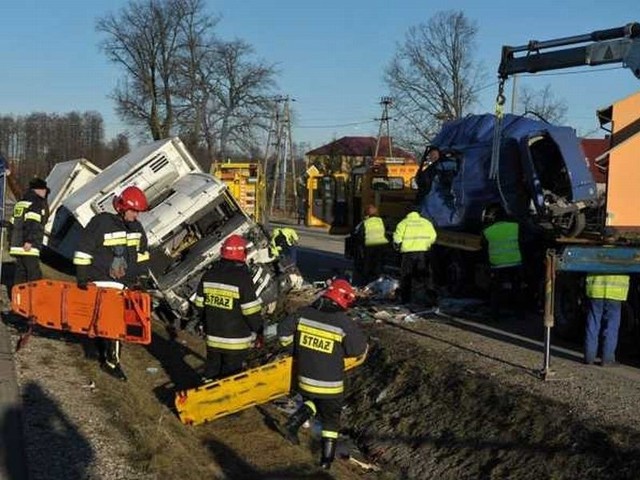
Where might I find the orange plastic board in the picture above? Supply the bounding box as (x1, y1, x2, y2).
(11, 280, 152, 344)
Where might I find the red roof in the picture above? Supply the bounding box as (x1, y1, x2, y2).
(306, 136, 415, 159)
(580, 138, 609, 183)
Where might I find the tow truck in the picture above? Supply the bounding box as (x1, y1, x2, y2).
(497, 23, 640, 377)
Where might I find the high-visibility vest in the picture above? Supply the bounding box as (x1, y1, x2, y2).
(482, 221, 522, 268)
(270, 227, 299, 256)
(392, 212, 437, 253)
(363, 216, 388, 247)
(585, 274, 630, 301)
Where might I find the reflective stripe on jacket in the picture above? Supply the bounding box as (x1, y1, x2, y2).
(363, 216, 388, 247)
(73, 212, 150, 286)
(195, 259, 263, 352)
(585, 274, 630, 301)
(482, 221, 522, 268)
(392, 212, 436, 253)
(277, 305, 368, 399)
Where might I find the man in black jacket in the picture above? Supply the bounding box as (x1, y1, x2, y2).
(73, 186, 150, 381)
(278, 279, 368, 470)
(9, 177, 50, 286)
(193, 234, 263, 382)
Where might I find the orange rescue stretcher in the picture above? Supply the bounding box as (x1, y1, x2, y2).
(11, 280, 152, 345)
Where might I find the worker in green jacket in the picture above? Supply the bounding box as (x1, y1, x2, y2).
(270, 226, 300, 266)
(584, 273, 630, 366)
(354, 204, 389, 284)
(481, 206, 523, 318)
(393, 209, 437, 304)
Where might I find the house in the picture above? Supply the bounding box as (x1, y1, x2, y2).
(305, 136, 415, 174)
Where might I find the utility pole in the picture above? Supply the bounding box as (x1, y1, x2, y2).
(374, 96, 393, 158)
(267, 96, 297, 217)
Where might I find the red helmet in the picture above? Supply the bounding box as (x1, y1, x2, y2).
(113, 186, 148, 213)
(220, 234, 248, 262)
(322, 278, 356, 310)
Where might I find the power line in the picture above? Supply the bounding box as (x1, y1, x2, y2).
(296, 119, 378, 129)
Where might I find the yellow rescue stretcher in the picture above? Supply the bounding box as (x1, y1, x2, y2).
(175, 352, 367, 425)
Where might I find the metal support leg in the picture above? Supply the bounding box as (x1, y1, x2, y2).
(541, 250, 556, 380)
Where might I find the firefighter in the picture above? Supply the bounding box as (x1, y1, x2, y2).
(393, 209, 437, 304)
(354, 204, 389, 284)
(73, 186, 150, 382)
(9, 177, 50, 286)
(277, 279, 368, 470)
(481, 206, 523, 317)
(270, 226, 300, 266)
(584, 273, 630, 366)
(193, 234, 263, 382)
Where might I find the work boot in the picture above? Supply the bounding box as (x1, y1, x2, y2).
(101, 362, 128, 382)
(320, 438, 337, 470)
(282, 403, 315, 445)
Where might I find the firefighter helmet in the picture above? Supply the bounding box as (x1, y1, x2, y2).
(113, 186, 148, 213)
(220, 234, 248, 262)
(322, 278, 356, 310)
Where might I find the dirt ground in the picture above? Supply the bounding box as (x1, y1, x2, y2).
(5, 261, 640, 479)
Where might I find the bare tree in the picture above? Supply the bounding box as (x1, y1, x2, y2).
(385, 10, 484, 150)
(97, 0, 210, 140)
(205, 40, 277, 160)
(517, 84, 568, 124)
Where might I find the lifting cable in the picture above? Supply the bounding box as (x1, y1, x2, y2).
(489, 78, 507, 181)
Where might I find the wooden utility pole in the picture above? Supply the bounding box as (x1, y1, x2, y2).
(267, 96, 297, 217)
(374, 96, 393, 158)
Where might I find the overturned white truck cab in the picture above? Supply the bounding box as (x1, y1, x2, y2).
(45, 137, 295, 321)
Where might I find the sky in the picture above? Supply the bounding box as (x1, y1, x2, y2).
(3, 0, 640, 151)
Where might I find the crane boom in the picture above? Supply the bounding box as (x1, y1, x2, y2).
(499, 22, 640, 79)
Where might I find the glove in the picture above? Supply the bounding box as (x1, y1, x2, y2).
(254, 334, 265, 350)
(77, 280, 88, 291)
(110, 256, 127, 280)
(184, 312, 203, 336)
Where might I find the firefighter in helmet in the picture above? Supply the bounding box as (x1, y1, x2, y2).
(73, 186, 151, 381)
(193, 234, 263, 382)
(277, 278, 368, 470)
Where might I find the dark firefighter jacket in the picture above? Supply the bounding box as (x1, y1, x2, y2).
(9, 190, 49, 257)
(73, 212, 150, 287)
(278, 304, 368, 398)
(194, 259, 263, 352)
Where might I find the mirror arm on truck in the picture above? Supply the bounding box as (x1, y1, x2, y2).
(498, 22, 640, 79)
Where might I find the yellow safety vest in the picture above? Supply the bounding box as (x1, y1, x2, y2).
(585, 274, 630, 301)
(482, 222, 522, 268)
(393, 212, 437, 253)
(270, 227, 299, 256)
(363, 217, 389, 247)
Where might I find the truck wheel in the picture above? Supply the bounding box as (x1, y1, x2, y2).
(558, 212, 586, 238)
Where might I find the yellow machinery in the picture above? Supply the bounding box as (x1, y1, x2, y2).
(175, 352, 367, 425)
(306, 172, 348, 228)
(212, 161, 265, 223)
(306, 157, 418, 232)
(349, 158, 418, 231)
